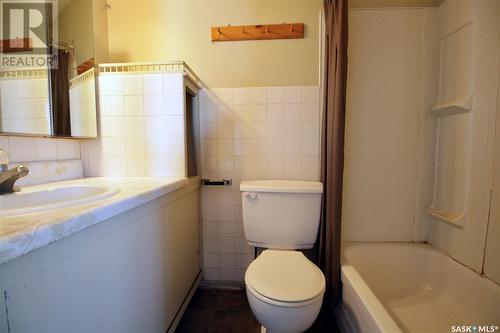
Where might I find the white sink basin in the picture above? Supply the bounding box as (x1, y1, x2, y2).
(0, 185, 120, 217)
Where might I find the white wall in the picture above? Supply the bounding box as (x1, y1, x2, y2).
(343, 1, 500, 280)
(423, 0, 500, 273)
(104, 0, 322, 87)
(484, 32, 500, 284)
(90, 0, 324, 283)
(199, 86, 321, 281)
(92, 0, 110, 64)
(58, 0, 94, 68)
(342, 8, 430, 241)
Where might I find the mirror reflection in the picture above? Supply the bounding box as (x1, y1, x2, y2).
(51, 0, 97, 137)
(0, 68, 51, 136)
(0, 0, 97, 138)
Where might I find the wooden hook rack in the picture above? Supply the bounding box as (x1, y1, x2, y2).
(211, 23, 304, 42)
(0, 37, 33, 53)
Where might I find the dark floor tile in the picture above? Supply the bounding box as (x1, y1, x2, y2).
(189, 288, 250, 310)
(217, 290, 251, 310)
(305, 307, 341, 333)
(175, 306, 215, 333)
(176, 287, 340, 333)
(209, 309, 260, 333)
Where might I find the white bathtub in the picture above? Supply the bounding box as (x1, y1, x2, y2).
(336, 242, 500, 333)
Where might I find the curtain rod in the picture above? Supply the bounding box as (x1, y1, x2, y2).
(49, 40, 74, 50)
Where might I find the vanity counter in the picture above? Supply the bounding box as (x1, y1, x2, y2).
(0, 177, 189, 264)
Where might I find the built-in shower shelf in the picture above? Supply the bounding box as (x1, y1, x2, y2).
(431, 94, 473, 117)
(427, 207, 465, 228)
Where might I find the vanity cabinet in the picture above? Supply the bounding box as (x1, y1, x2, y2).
(0, 181, 201, 332)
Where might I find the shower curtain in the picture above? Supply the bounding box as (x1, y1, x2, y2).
(50, 48, 71, 136)
(318, 0, 348, 306)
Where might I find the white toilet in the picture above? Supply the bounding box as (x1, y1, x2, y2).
(240, 180, 325, 333)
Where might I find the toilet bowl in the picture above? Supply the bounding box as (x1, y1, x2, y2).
(244, 250, 325, 333)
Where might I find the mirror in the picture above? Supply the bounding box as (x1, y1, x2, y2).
(0, 0, 97, 138)
(53, 0, 97, 137)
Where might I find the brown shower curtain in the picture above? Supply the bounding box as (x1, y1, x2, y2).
(50, 48, 71, 136)
(318, 0, 348, 306)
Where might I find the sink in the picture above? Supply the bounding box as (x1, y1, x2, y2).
(0, 185, 120, 217)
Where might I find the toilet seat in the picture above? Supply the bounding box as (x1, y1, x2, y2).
(245, 250, 325, 304)
(246, 282, 323, 308)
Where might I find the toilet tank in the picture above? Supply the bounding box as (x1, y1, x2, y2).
(240, 180, 323, 250)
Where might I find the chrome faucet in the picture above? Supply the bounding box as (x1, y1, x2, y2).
(0, 149, 29, 194)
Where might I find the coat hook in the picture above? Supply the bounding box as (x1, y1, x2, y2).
(265, 26, 269, 33)
(242, 27, 246, 34)
(289, 25, 293, 32)
(217, 27, 222, 35)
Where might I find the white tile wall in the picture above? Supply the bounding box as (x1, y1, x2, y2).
(0, 136, 80, 163)
(0, 78, 51, 135)
(0, 75, 81, 182)
(81, 73, 186, 177)
(199, 86, 321, 281)
(69, 75, 97, 137)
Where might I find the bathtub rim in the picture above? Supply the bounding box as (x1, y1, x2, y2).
(336, 264, 403, 333)
(337, 241, 500, 333)
(342, 241, 500, 289)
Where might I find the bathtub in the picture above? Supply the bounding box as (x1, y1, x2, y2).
(336, 242, 500, 333)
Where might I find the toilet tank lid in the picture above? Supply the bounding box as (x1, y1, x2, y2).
(240, 180, 323, 194)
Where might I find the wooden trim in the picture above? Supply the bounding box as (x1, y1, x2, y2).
(349, 0, 444, 8)
(76, 58, 95, 75)
(211, 23, 304, 42)
(0, 38, 32, 53)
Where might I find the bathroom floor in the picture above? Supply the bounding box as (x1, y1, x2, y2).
(175, 287, 340, 333)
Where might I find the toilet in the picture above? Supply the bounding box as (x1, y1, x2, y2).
(240, 180, 325, 333)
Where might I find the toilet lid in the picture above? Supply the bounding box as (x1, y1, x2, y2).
(245, 250, 325, 303)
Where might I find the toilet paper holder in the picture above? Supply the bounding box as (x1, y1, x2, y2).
(201, 178, 232, 186)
